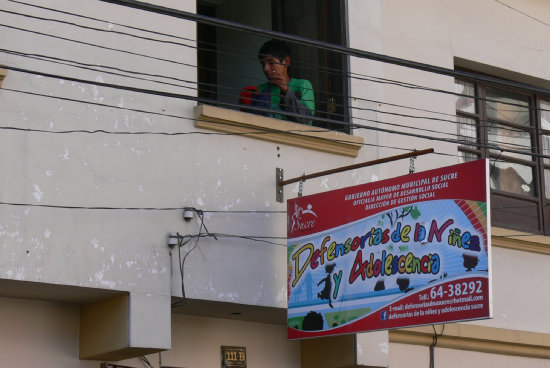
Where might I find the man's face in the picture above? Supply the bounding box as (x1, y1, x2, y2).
(261, 55, 290, 84)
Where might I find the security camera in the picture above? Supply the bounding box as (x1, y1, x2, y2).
(183, 208, 194, 221)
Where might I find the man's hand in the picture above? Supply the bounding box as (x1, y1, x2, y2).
(261, 55, 291, 94)
(269, 72, 290, 94)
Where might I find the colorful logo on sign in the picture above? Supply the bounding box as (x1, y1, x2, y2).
(289, 203, 318, 235)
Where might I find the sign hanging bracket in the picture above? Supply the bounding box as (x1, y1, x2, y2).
(276, 148, 434, 202)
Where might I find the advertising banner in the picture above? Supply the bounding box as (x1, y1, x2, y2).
(287, 159, 492, 339)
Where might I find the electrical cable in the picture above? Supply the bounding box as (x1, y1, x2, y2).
(494, 0, 550, 28)
(8, 0, 550, 112)
(2, 8, 548, 177)
(98, 0, 550, 99)
(8, 0, 196, 43)
(1, 87, 435, 156)
(3, 8, 550, 119)
(0, 48, 196, 90)
(2, 24, 546, 139)
(0, 9, 196, 50)
(139, 356, 154, 368)
(0, 66, 544, 164)
(0, 23, 191, 68)
(172, 209, 216, 309)
(2, 19, 548, 131)
(0, 200, 545, 212)
(4, 1, 550, 134)
(1, 67, 546, 159)
(0, 4, 547, 234)
(2, 50, 545, 153)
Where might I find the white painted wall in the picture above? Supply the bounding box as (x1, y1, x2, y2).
(346, 0, 550, 334)
(1, 0, 550, 364)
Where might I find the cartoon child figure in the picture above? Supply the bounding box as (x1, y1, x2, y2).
(317, 263, 336, 308)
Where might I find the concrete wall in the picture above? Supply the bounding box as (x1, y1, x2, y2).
(0, 0, 550, 365)
(346, 0, 550, 335)
(0, 296, 300, 367)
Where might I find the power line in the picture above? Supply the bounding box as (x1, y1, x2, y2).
(7, 0, 550, 116)
(7, 1, 545, 117)
(1, 59, 546, 159)
(0, 23, 191, 68)
(3, 13, 548, 121)
(0, 9, 195, 49)
(99, 0, 550, 97)
(0, 200, 547, 213)
(0, 8, 547, 152)
(8, 0, 194, 43)
(5, 1, 550, 126)
(0, 87, 433, 155)
(494, 0, 550, 28)
(0, 48, 196, 91)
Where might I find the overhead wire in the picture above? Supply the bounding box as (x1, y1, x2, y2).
(0, 199, 547, 213)
(0, 86, 423, 156)
(1, 2, 548, 214)
(8, 0, 195, 43)
(4, 2, 550, 120)
(2, 46, 545, 151)
(4, 0, 550, 143)
(0, 8, 196, 49)
(3, 3, 549, 139)
(1, 24, 547, 152)
(1, 63, 546, 159)
(494, 0, 550, 28)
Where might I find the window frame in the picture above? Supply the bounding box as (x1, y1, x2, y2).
(196, 0, 351, 133)
(456, 76, 550, 235)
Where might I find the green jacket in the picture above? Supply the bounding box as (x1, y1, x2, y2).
(258, 78, 315, 125)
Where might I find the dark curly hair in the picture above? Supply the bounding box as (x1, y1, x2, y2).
(258, 39, 291, 62)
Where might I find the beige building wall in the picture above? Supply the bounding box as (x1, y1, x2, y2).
(0, 296, 300, 367)
(0, 0, 549, 366)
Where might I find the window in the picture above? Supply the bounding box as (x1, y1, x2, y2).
(455, 78, 550, 235)
(196, 0, 349, 132)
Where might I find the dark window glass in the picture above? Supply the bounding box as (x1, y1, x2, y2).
(197, 0, 349, 131)
(455, 78, 549, 235)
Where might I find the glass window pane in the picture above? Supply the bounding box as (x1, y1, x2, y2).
(458, 151, 479, 164)
(455, 80, 475, 113)
(545, 169, 550, 199)
(541, 100, 550, 165)
(543, 135, 550, 166)
(490, 160, 535, 197)
(488, 122, 532, 159)
(457, 116, 478, 146)
(541, 100, 550, 130)
(486, 87, 530, 126)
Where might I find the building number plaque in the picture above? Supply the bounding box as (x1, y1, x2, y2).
(221, 346, 246, 368)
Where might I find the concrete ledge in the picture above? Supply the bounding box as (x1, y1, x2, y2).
(195, 104, 364, 157)
(390, 324, 550, 359)
(80, 293, 170, 361)
(492, 227, 550, 255)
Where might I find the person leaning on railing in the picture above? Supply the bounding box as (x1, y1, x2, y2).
(239, 39, 315, 125)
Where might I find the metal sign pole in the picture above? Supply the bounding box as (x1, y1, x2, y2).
(276, 148, 434, 202)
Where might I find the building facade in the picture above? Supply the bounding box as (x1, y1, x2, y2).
(0, 0, 549, 367)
